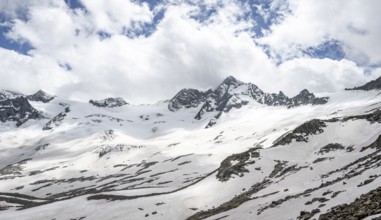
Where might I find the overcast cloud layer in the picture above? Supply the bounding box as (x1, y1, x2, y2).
(0, 0, 380, 103)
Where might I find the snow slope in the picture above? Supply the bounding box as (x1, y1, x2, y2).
(0, 82, 381, 220)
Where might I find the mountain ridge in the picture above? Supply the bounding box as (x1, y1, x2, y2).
(169, 76, 328, 127)
(169, 76, 328, 115)
(346, 75, 381, 91)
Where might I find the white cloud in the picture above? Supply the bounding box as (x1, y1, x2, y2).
(0, 0, 65, 17)
(276, 58, 375, 96)
(0, 0, 379, 103)
(8, 5, 77, 55)
(0, 48, 75, 94)
(259, 0, 381, 65)
(80, 0, 153, 34)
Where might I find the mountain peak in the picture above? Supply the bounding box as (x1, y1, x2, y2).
(168, 76, 329, 123)
(346, 75, 381, 91)
(221, 76, 243, 86)
(299, 89, 311, 95)
(27, 90, 55, 103)
(89, 97, 128, 108)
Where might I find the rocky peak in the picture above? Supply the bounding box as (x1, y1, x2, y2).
(291, 89, 315, 105)
(167, 76, 329, 127)
(215, 76, 244, 98)
(0, 96, 40, 126)
(299, 89, 311, 96)
(168, 89, 211, 111)
(295, 89, 315, 100)
(278, 91, 286, 97)
(346, 76, 381, 91)
(291, 89, 328, 107)
(220, 76, 243, 87)
(168, 77, 247, 112)
(27, 90, 55, 103)
(89, 97, 128, 108)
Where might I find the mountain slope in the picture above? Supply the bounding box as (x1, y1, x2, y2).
(347, 75, 381, 91)
(0, 77, 380, 220)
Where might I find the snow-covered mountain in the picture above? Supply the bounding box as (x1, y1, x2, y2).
(169, 76, 328, 128)
(27, 90, 55, 103)
(0, 77, 381, 220)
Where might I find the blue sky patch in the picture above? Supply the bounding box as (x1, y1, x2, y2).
(97, 31, 112, 40)
(304, 40, 346, 60)
(65, 0, 86, 10)
(0, 13, 33, 55)
(122, 7, 165, 39)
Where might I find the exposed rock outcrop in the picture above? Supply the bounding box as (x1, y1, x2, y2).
(0, 97, 40, 126)
(216, 147, 260, 181)
(290, 89, 329, 107)
(168, 89, 212, 111)
(273, 119, 327, 147)
(89, 97, 128, 108)
(319, 186, 381, 220)
(43, 107, 70, 130)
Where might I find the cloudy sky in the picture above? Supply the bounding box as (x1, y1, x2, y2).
(0, 0, 380, 103)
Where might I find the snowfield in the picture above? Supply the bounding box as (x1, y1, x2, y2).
(1, 86, 381, 220)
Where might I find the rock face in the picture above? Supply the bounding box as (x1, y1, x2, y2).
(319, 186, 381, 220)
(168, 76, 329, 125)
(43, 107, 70, 130)
(89, 97, 128, 108)
(27, 90, 55, 103)
(194, 77, 249, 120)
(216, 147, 260, 181)
(249, 86, 328, 107)
(346, 76, 381, 91)
(0, 97, 40, 126)
(290, 89, 329, 106)
(273, 119, 327, 147)
(168, 89, 212, 111)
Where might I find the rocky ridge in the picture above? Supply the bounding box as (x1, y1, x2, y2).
(346, 75, 381, 91)
(89, 97, 128, 108)
(169, 76, 328, 126)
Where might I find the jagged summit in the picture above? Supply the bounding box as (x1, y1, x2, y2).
(27, 90, 55, 103)
(168, 76, 329, 125)
(346, 75, 381, 91)
(220, 76, 243, 87)
(291, 89, 328, 106)
(89, 97, 128, 108)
